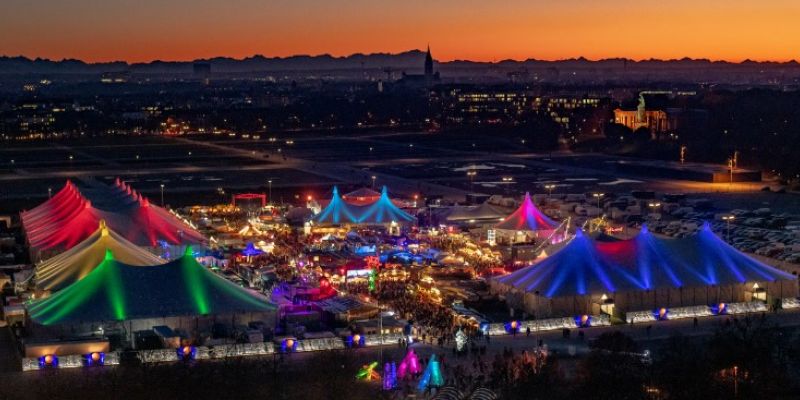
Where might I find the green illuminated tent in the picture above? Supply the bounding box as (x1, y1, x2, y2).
(28, 247, 274, 325)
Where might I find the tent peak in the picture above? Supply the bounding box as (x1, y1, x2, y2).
(184, 245, 194, 257)
(104, 249, 114, 261)
(99, 220, 109, 236)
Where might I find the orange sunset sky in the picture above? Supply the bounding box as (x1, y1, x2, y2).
(1, 0, 798, 63)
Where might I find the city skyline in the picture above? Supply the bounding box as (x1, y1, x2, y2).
(1, 0, 799, 63)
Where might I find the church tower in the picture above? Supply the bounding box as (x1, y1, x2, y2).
(424, 45, 434, 79)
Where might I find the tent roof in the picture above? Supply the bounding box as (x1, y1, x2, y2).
(357, 186, 416, 224)
(28, 247, 274, 325)
(311, 186, 416, 225)
(311, 186, 360, 225)
(445, 202, 506, 222)
(35, 221, 165, 292)
(342, 188, 382, 206)
(22, 180, 206, 252)
(495, 193, 558, 231)
(495, 224, 795, 298)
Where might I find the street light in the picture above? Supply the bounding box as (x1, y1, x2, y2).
(648, 202, 661, 220)
(544, 184, 556, 199)
(268, 180, 273, 204)
(728, 157, 734, 191)
(722, 215, 735, 242)
(371, 175, 377, 189)
(592, 193, 604, 210)
(48, 187, 52, 199)
(160, 184, 165, 206)
(467, 170, 477, 191)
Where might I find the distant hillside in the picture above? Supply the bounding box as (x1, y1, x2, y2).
(0, 50, 432, 74)
(1, 51, 799, 78)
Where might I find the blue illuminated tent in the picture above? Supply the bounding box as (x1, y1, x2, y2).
(311, 186, 415, 225)
(311, 187, 360, 225)
(357, 186, 416, 224)
(495, 223, 796, 298)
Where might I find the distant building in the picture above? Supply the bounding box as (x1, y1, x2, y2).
(100, 71, 130, 84)
(398, 45, 440, 88)
(533, 96, 607, 135)
(614, 92, 708, 138)
(442, 87, 529, 124)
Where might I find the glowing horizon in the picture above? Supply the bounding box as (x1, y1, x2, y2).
(1, 0, 798, 64)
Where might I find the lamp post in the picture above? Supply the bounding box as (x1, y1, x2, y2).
(160, 184, 165, 206)
(647, 202, 661, 220)
(48, 187, 52, 199)
(545, 184, 556, 199)
(592, 193, 604, 210)
(727, 157, 734, 191)
(680, 145, 686, 164)
(722, 215, 735, 242)
(371, 175, 377, 189)
(268, 180, 273, 204)
(467, 170, 477, 192)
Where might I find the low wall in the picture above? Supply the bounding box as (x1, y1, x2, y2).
(20, 333, 408, 371)
(483, 314, 611, 336)
(625, 301, 768, 324)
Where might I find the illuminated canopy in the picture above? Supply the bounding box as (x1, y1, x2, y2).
(311, 186, 415, 225)
(444, 202, 506, 223)
(495, 224, 795, 298)
(22, 180, 205, 253)
(28, 247, 274, 325)
(495, 192, 558, 231)
(35, 220, 165, 292)
(357, 186, 416, 224)
(311, 186, 360, 225)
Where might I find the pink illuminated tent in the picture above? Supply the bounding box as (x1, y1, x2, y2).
(22, 179, 206, 255)
(495, 192, 558, 232)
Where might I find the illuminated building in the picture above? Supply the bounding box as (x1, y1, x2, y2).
(445, 88, 529, 124)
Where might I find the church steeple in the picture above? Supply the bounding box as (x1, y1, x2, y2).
(424, 45, 433, 77)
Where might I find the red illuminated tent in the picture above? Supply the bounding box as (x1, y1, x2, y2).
(495, 192, 558, 232)
(22, 179, 206, 255)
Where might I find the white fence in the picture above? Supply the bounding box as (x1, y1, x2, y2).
(626, 301, 768, 324)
